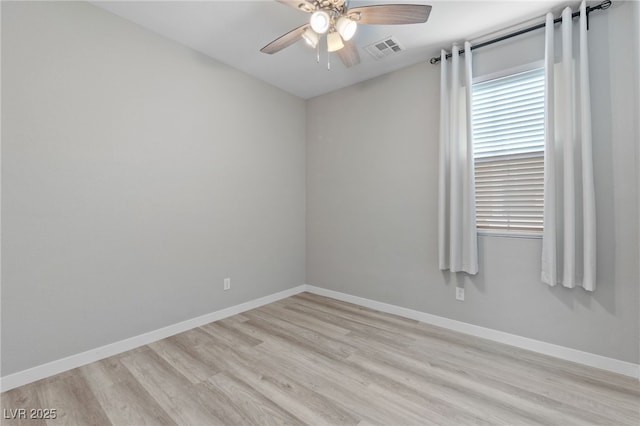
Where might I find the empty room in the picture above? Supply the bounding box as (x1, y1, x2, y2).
(1, 0, 639, 424)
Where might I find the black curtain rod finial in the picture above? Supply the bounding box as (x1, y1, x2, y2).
(428, 0, 611, 65)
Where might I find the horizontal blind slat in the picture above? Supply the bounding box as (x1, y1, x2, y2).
(472, 67, 545, 232)
(474, 90, 544, 108)
(475, 170, 544, 178)
(473, 79, 544, 101)
(473, 105, 543, 124)
(474, 108, 544, 123)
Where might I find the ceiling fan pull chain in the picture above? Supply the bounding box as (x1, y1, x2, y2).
(317, 43, 320, 63)
(327, 49, 331, 71)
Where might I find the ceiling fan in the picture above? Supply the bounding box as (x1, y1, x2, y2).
(261, 0, 432, 68)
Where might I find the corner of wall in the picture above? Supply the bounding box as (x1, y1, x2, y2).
(634, 0, 640, 366)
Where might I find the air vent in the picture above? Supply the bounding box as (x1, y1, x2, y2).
(364, 37, 404, 60)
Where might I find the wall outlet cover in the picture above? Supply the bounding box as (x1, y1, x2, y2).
(456, 287, 465, 301)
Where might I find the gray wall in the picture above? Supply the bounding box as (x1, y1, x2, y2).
(635, 0, 640, 363)
(2, 0, 638, 378)
(307, 1, 639, 364)
(1, 1, 306, 375)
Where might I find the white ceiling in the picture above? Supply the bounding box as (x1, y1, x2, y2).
(93, 0, 579, 99)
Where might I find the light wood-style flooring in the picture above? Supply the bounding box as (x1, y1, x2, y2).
(2, 292, 639, 425)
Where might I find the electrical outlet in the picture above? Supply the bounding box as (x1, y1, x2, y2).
(456, 287, 465, 301)
(223, 278, 231, 291)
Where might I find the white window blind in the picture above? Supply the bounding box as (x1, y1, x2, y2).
(472, 67, 545, 233)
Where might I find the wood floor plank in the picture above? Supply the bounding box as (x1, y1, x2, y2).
(342, 338, 530, 424)
(217, 319, 371, 388)
(147, 335, 219, 384)
(35, 370, 112, 426)
(0, 383, 48, 426)
(241, 340, 430, 426)
(223, 312, 251, 323)
(217, 320, 426, 425)
(285, 301, 417, 347)
(119, 348, 226, 425)
(416, 339, 640, 421)
(349, 350, 586, 425)
(225, 319, 490, 425)
(323, 302, 639, 424)
(79, 358, 177, 426)
(242, 308, 357, 359)
(203, 372, 303, 426)
(2, 292, 638, 426)
(194, 322, 362, 425)
(199, 320, 263, 348)
(298, 293, 640, 404)
(259, 301, 352, 338)
(345, 327, 636, 423)
(239, 323, 508, 425)
(294, 292, 421, 328)
(404, 329, 640, 415)
(413, 320, 640, 392)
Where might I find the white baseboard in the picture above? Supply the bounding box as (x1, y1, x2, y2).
(304, 285, 640, 380)
(2, 283, 637, 392)
(0, 285, 307, 392)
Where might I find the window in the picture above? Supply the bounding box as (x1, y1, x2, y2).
(471, 66, 545, 234)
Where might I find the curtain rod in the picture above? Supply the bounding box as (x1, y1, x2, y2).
(429, 0, 612, 65)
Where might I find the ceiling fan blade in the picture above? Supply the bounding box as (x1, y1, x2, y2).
(337, 41, 360, 68)
(276, 0, 315, 13)
(348, 4, 432, 25)
(261, 24, 309, 54)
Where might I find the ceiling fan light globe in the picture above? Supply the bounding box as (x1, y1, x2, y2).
(336, 17, 357, 41)
(327, 31, 344, 52)
(302, 28, 319, 48)
(310, 11, 330, 34)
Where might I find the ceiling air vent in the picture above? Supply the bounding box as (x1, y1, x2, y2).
(364, 37, 404, 60)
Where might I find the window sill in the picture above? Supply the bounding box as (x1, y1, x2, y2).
(478, 230, 542, 239)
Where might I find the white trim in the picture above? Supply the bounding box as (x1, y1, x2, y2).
(304, 285, 640, 380)
(3, 283, 638, 391)
(478, 230, 543, 239)
(0, 285, 307, 392)
(472, 60, 545, 85)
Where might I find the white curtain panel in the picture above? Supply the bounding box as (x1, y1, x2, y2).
(438, 42, 478, 274)
(541, 1, 596, 290)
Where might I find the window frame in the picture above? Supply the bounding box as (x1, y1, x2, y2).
(471, 61, 546, 239)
